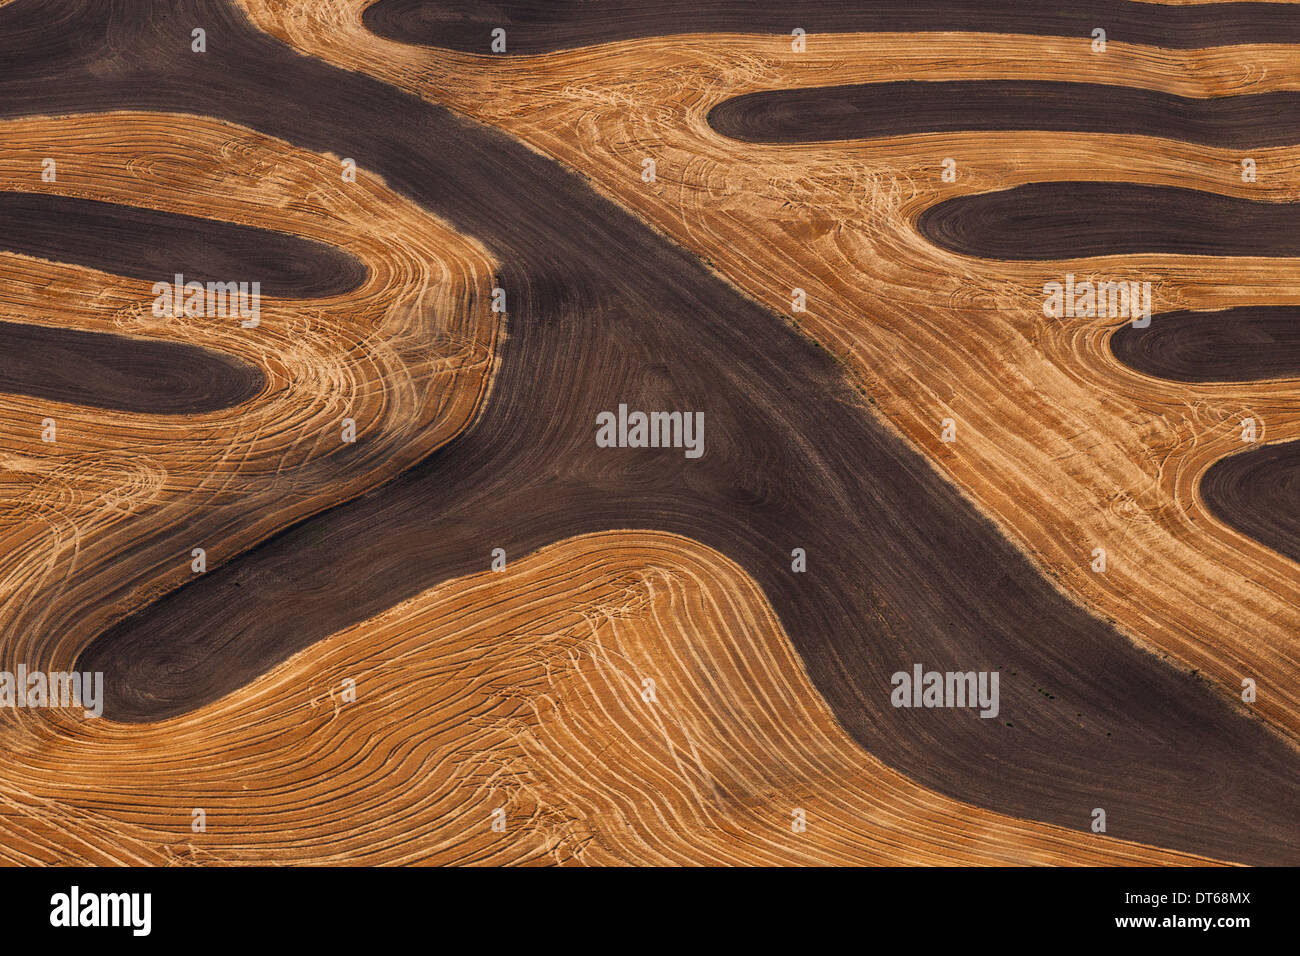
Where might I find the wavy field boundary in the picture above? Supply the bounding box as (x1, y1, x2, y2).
(0, 533, 1222, 866)
(245, 4, 1300, 748)
(0, 110, 498, 693)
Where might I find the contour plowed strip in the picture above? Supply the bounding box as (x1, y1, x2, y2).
(11, 0, 1294, 864)
(362, 0, 1300, 54)
(1109, 306, 1300, 566)
(0, 318, 263, 413)
(1111, 307, 1300, 383)
(0, 191, 366, 298)
(919, 182, 1300, 260)
(1202, 443, 1300, 564)
(708, 80, 1300, 147)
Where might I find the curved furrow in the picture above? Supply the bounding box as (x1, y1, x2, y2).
(0, 191, 365, 298)
(919, 185, 1300, 565)
(1106, 304, 1300, 570)
(706, 64, 1300, 611)
(0, 534, 1225, 866)
(13, 0, 1290, 866)
(708, 80, 1300, 147)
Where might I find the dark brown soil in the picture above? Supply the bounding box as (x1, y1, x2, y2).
(710, 80, 1300, 148)
(364, 0, 1300, 54)
(1111, 308, 1300, 383)
(919, 182, 1300, 260)
(1203, 444, 1300, 565)
(0, 0, 1289, 864)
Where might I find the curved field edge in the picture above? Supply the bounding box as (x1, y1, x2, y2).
(0, 532, 1224, 866)
(242, 5, 1300, 747)
(0, 111, 499, 682)
(1109, 307, 1300, 383)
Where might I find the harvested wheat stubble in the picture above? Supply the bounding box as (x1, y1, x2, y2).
(919, 182, 1300, 260)
(1109, 304, 1300, 569)
(0, 108, 498, 744)
(1201, 445, 1300, 566)
(246, 7, 1300, 755)
(48, 0, 1300, 865)
(0, 188, 366, 413)
(258, 4, 1300, 747)
(0, 533, 1229, 866)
